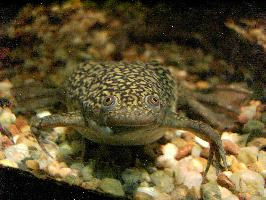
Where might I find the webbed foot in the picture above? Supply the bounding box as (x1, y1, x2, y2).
(164, 112, 228, 175)
(185, 83, 251, 131)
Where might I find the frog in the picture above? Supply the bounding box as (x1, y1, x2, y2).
(1, 61, 240, 175)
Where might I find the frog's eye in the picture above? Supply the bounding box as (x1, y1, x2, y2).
(146, 95, 160, 107)
(103, 95, 117, 107)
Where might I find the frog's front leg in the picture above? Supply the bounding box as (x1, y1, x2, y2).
(163, 112, 228, 176)
(30, 111, 113, 156)
(30, 112, 86, 156)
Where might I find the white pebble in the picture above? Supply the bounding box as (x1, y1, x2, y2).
(0, 110, 16, 126)
(195, 136, 209, 148)
(219, 186, 238, 200)
(161, 143, 178, 158)
(36, 111, 51, 118)
(53, 127, 67, 134)
(136, 187, 171, 200)
(191, 145, 202, 157)
(4, 143, 30, 163)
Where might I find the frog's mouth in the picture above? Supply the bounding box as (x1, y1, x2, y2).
(110, 125, 155, 135)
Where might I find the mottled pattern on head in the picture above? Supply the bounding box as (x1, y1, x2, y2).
(63, 61, 177, 125)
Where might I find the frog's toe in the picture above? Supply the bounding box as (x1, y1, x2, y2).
(204, 141, 228, 177)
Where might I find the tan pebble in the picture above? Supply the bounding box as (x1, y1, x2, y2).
(171, 137, 188, 148)
(175, 143, 193, 160)
(196, 81, 209, 89)
(20, 125, 31, 134)
(0, 159, 18, 168)
(47, 165, 59, 177)
(222, 140, 240, 155)
(182, 131, 195, 141)
(0, 151, 5, 159)
(26, 160, 39, 171)
(231, 157, 247, 173)
(59, 162, 68, 168)
(134, 191, 153, 200)
(59, 167, 72, 178)
(81, 178, 101, 190)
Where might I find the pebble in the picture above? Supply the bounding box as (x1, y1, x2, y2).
(150, 170, 174, 193)
(98, 178, 125, 197)
(201, 182, 221, 200)
(135, 187, 172, 200)
(81, 178, 101, 190)
(229, 155, 247, 173)
(36, 110, 51, 118)
(4, 143, 30, 163)
(0, 109, 16, 126)
(0, 159, 18, 168)
(230, 169, 265, 197)
(64, 174, 82, 185)
(175, 143, 194, 160)
(170, 137, 187, 148)
(174, 157, 203, 189)
(0, 151, 5, 159)
(218, 186, 238, 200)
(81, 165, 94, 181)
(57, 142, 74, 158)
(122, 168, 150, 193)
(161, 143, 178, 158)
(221, 132, 241, 144)
(243, 120, 264, 134)
(238, 100, 261, 123)
(25, 159, 39, 171)
(237, 146, 258, 165)
(222, 140, 240, 155)
(191, 145, 202, 157)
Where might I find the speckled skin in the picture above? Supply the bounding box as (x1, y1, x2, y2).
(28, 60, 228, 174)
(64, 61, 176, 128)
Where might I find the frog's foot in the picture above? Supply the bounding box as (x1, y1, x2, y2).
(30, 127, 55, 158)
(11, 85, 61, 113)
(164, 113, 228, 175)
(186, 98, 237, 130)
(30, 112, 86, 157)
(186, 84, 251, 130)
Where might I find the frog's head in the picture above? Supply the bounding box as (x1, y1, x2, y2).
(80, 61, 176, 136)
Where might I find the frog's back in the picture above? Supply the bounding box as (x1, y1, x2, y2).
(63, 61, 177, 114)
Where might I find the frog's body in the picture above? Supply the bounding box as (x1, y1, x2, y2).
(14, 61, 231, 174)
(63, 61, 176, 145)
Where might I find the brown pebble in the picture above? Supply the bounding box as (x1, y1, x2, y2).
(26, 160, 39, 171)
(9, 124, 20, 135)
(222, 140, 240, 155)
(217, 173, 235, 192)
(200, 147, 209, 159)
(15, 116, 29, 129)
(175, 143, 193, 160)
